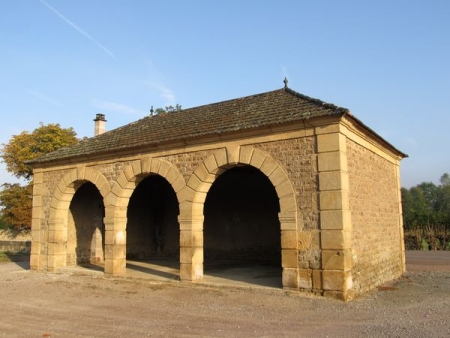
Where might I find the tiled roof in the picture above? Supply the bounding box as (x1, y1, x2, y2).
(29, 87, 350, 164)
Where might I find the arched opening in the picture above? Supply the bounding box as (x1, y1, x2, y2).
(204, 165, 281, 287)
(67, 182, 105, 268)
(126, 175, 180, 277)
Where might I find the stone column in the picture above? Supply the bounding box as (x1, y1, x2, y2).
(279, 211, 299, 290)
(104, 214, 126, 276)
(47, 217, 67, 272)
(30, 170, 43, 271)
(317, 127, 354, 301)
(179, 206, 204, 281)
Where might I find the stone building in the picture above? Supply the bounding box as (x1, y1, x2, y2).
(28, 83, 407, 300)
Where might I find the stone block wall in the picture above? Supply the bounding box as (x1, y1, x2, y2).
(346, 139, 403, 294)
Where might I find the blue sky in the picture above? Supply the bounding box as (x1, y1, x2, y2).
(1, 0, 449, 188)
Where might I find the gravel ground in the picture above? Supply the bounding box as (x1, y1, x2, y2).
(0, 253, 449, 338)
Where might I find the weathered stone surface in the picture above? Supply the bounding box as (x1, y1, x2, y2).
(322, 250, 352, 270)
(321, 230, 352, 250)
(317, 133, 346, 153)
(322, 270, 353, 291)
(282, 268, 299, 289)
(346, 138, 404, 294)
(297, 231, 312, 250)
(298, 268, 312, 289)
(320, 210, 352, 230)
(282, 249, 298, 268)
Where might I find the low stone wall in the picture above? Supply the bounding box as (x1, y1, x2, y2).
(0, 229, 32, 254)
(0, 240, 31, 253)
(0, 229, 31, 240)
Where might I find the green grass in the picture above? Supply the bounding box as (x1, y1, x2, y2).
(0, 252, 10, 262)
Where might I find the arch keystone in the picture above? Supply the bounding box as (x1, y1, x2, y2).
(141, 156, 152, 173)
(239, 146, 254, 164)
(77, 166, 86, 180)
(226, 145, 240, 164)
(150, 159, 161, 173)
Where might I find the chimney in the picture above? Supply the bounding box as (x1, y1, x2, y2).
(93, 113, 106, 136)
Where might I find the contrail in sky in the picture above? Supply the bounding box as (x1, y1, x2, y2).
(39, 0, 116, 60)
(26, 89, 62, 107)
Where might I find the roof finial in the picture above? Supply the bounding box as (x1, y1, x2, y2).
(150, 106, 154, 116)
(283, 77, 288, 89)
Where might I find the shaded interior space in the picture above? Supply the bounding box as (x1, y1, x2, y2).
(67, 182, 105, 267)
(70, 258, 282, 289)
(203, 165, 282, 287)
(126, 175, 180, 274)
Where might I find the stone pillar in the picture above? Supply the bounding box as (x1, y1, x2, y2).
(317, 128, 354, 301)
(104, 215, 126, 276)
(47, 218, 67, 272)
(279, 211, 299, 290)
(179, 209, 204, 281)
(30, 170, 43, 271)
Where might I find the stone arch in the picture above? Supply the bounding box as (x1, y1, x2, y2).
(179, 146, 299, 289)
(47, 167, 110, 272)
(103, 157, 186, 275)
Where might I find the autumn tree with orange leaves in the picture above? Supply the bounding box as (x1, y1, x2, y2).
(0, 123, 78, 229)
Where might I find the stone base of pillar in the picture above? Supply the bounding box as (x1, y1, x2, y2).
(104, 258, 126, 276)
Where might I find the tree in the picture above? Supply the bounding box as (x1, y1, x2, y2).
(402, 173, 450, 250)
(0, 183, 32, 230)
(0, 212, 11, 229)
(440, 173, 450, 187)
(0, 123, 78, 230)
(153, 104, 182, 115)
(401, 187, 414, 229)
(437, 173, 450, 226)
(1, 123, 78, 180)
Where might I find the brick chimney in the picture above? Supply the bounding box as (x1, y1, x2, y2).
(93, 113, 106, 136)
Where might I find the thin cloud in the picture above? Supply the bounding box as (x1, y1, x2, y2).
(145, 82, 176, 105)
(26, 89, 62, 107)
(91, 99, 144, 116)
(39, 0, 116, 60)
(159, 86, 176, 104)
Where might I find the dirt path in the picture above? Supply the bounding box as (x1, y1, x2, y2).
(0, 252, 449, 338)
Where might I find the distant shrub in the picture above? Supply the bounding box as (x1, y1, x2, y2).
(0, 216, 12, 229)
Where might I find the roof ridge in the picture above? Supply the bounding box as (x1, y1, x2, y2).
(283, 87, 349, 113)
(180, 88, 285, 113)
